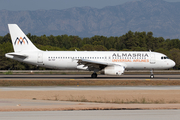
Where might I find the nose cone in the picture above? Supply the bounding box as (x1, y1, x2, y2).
(171, 60, 176, 68)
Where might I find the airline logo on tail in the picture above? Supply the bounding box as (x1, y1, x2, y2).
(14, 37, 28, 45)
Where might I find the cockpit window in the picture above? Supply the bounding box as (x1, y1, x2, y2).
(161, 56, 169, 60)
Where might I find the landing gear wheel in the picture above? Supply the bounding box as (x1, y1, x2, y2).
(150, 74, 154, 79)
(91, 73, 97, 78)
(150, 69, 154, 79)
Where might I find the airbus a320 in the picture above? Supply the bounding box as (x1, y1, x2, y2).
(5, 24, 176, 78)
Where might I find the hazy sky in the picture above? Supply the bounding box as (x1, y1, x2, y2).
(1, 0, 180, 11)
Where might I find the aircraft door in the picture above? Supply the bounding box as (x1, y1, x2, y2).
(108, 56, 111, 62)
(150, 53, 156, 64)
(37, 52, 43, 63)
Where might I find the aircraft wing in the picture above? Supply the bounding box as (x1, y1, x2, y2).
(77, 59, 108, 71)
(77, 59, 125, 71)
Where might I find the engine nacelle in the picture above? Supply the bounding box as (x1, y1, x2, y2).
(104, 65, 125, 75)
(77, 65, 88, 70)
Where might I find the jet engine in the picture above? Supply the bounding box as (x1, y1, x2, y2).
(103, 65, 125, 75)
(77, 65, 88, 70)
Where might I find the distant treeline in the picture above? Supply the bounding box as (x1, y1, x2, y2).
(1, 31, 180, 70)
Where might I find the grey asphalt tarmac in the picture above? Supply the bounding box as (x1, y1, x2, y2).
(1, 86, 180, 91)
(0, 74, 180, 80)
(0, 110, 180, 120)
(0, 99, 81, 107)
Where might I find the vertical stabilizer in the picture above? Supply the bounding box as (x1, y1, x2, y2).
(8, 24, 40, 52)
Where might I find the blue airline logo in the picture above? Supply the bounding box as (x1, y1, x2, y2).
(14, 37, 28, 45)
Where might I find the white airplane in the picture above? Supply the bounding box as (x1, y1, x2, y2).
(5, 24, 176, 78)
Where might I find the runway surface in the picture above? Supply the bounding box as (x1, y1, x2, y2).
(1, 74, 180, 118)
(1, 110, 180, 120)
(0, 74, 180, 80)
(1, 86, 180, 91)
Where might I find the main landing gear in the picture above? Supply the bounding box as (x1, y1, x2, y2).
(91, 73, 97, 78)
(150, 69, 154, 78)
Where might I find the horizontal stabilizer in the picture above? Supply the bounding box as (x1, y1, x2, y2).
(5, 52, 28, 58)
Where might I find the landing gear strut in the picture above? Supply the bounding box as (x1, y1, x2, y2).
(91, 73, 97, 78)
(150, 69, 154, 78)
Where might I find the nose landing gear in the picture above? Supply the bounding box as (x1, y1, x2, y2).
(150, 69, 154, 78)
(150, 74, 154, 78)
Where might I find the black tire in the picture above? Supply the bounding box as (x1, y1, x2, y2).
(91, 73, 97, 78)
(150, 75, 154, 79)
